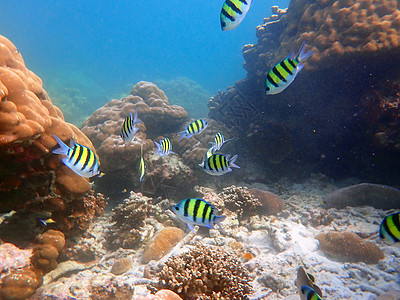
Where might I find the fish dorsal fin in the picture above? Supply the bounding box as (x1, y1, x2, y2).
(306, 273, 315, 283)
(69, 139, 77, 148)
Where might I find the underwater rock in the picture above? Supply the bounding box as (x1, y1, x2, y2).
(377, 291, 400, 300)
(148, 244, 252, 299)
(323, 183, 400, 209)
(111, 257, 133, 275)
(248, 188, 284, 215)
(0, 243, 32, 273)
(141, 227, 185, 264)
(135, 289, 183, 300)
(316, 231, 384, 264)
(43, 260, 89, 285)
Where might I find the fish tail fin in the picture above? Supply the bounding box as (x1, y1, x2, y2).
(178, 131, 187, 141)
(214, 215, 227, 234)
(229, 154, 240, 169)
(52, 135, 70, 155)
(133, 109, 141, 124)
(154, 141, 161, 155)
(297, 41, 315, 62)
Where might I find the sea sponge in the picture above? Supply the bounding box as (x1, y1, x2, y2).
(141, 227, 185, 264)
(148, 244, 252, 299)
(316, 231, 384, 264)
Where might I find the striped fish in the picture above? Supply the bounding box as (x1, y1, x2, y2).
(299, 286, 322, 300)
(379, 212, 400, 244)
(154, 137, 175, 157)
(265, 41, 315, 95)
(296, 267, 323, 300)
(172, 198, 226, 232)
(210, 132, 234, 152)
(199, 153, 240, 176)
(120, 108, 141, 143)
(139, 143, 145, 182)
(178, 119, 208, 141)
(220, 0, 253, 31)
(52, 135, 101, 178)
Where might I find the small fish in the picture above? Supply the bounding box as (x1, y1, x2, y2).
(120, 108, 141, 143)
(242, 252, 254, 262)
(39, 218, 55, 226)
(139, 143, 145, 182)
(220, 0, 253, 31)
(300, 285, 322, 300)
(154, 137, 175, 157)
(265, 41, 315, 95)
(172, 198, 226, 232)
(178, 119, 208, 141)
(121, 188, 128, 193)
(52, 135, 101, 178)
(295, 266, 323, 299)
(379, 212, 400, 244)
(210, 132, 234, 152)
(199, 153, 240, 176)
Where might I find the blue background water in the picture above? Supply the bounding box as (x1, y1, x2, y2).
(1, 0, 290, 121)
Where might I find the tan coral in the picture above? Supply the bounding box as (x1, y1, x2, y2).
(31, 230, 65, 272)
(0, 35, 99, 211)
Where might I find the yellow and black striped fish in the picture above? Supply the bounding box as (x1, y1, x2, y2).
(265, 41, 315, 95)
(171, 198, 226, 232)
(220, 0, 253, 31)
(199, 153, 240, 176)
(210, 132, 234, 152)
(379, 212, 400, 244)
(139, 143, 145, 182)
(300, 286, 322, 300)
(178, 119, 208, 141)
(154, 137, 175, 157)
(52, 135, 101, 178)
(120, 108, 141, 143)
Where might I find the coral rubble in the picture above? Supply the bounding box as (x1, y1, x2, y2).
(148, 244, 252, 299)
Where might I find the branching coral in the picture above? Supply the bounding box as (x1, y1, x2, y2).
(106, 192, 171, 250)
(148, 244, 252, 300)
(219, 186, 262, 224)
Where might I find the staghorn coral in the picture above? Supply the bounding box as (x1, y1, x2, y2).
(106, 192, 171, 250)
(148, 244, 252, 300)
(316, 231, 385, 264)
(219, 186, 262, 224)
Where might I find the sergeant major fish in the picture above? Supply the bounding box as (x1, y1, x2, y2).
(379, 212, 400, 244)
(52, 135, 102, 178)
(172, 198, 226, 232)
(178, 119, 208, 141)
(220, 0, 253, 31)
(199, 153, 240, 176)
(154, 137, 175, 157)
(265, 41, 315, 95)
(210, 132, 234, 152)
(139, 143, 145, 182)
(120, 108, 141, 143)
(299, 285, 322, 300)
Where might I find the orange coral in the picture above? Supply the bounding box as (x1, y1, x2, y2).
(0, 35, 99, 212)
(31, 230, 65, 272)
(0, 267, 42, 300)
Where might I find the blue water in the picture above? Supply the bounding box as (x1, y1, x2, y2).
(0, 0, 289, 119)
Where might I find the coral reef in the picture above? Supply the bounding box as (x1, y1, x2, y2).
(0, 35, 98, 203)
(31, 230, 65, 272)
(0, 267, 42, 300)
(148, 244, 252, 299)
(316, 231, 385, 264)
(156, 77, 211, 119)
(208, 0, 400, 182)
(323, 183, 400, 209)
(248, 188, 284, 215)
(106, 192, 171, 250)
(141, 227, 185, 264)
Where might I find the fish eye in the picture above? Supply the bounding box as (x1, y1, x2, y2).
(266, 86, 270, 91)
(174, 206, 179, 211)
(222, 22, 226, 27)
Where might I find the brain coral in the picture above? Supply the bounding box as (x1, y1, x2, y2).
(148, 244, 252, 299)
(0, 35, 99, 214)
